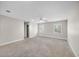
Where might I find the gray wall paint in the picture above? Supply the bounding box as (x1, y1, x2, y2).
(38, 20, 67, 40)
(0, 15, 24, 44)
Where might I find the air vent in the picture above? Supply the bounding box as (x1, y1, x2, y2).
(6, 10, 11, 13)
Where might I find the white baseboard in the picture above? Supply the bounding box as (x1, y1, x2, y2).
(0, 39, 24, 46)
(67, 40, 78, 57)
(38, 34, 67, 40)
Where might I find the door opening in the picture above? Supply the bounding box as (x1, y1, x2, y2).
(24, 22, 29, 38)
(27, 24, 29, 38)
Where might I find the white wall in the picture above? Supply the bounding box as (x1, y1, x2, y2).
(24, 23, 27, 38)
(0, 15, 38, 45)
(29, 22, 38, 38)
(0, 15, 24, 45)
(68, 5, 79, 56)
(38, 20, 67, 40)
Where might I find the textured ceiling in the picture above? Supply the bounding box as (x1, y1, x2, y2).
(0, 1, 79, 23)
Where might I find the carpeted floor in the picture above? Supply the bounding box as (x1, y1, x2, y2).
(0, 36, 75, 57)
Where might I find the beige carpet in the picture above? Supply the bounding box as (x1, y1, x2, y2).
(0, 36, 75, 57)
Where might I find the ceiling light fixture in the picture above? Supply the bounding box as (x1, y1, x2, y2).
(39, 17, 48, 22)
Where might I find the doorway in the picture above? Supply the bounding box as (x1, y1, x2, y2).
(24, 22, 29, 38)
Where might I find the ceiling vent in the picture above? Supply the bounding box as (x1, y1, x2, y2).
(6, 10, 11, 13)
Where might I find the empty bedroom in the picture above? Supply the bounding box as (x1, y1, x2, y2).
(0, 1, 79, 57)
